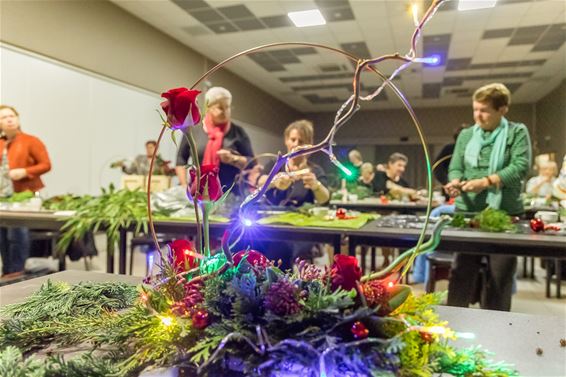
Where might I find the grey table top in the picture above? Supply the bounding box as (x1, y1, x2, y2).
(0, 272, 564, 376)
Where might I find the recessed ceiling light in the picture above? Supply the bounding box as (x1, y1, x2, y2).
(458, 0, 497, 11)
(288, 9, 326, 27)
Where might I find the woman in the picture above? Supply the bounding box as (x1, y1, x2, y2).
(348, 149, 364, 177)
(176, 87, 254, 196)
(0, 105, 51, 279)
(374, 153, 420, 200)
(118, 140, 174, 176)
(526, 160, 557, 198)
(255, 120, 329, 268)
(444, 83, 531, 311)
(258, 120, 330, 206)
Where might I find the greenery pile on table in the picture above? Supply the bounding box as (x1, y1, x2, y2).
(0, 254, 517, 377)
(450, 208, 517, 233)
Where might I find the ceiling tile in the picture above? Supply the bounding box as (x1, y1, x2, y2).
(188, 8, 225, 23)
(233, 18, 266, 31)
(206, 22, 238, 34)
(217, 4, 254, 20)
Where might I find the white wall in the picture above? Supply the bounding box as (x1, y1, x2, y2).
(0, 45, 282, 196)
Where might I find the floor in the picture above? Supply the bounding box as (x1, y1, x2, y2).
(3, 238, 565, 318)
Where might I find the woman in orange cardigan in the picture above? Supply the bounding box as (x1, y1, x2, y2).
(0, 105, 51, 279)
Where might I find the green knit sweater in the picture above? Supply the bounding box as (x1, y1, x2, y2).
(448, 121, 531, 215)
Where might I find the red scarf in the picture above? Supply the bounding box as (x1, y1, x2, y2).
(202, 113, 230, 167)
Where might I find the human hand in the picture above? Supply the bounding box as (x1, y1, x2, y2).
(444, 179, 462, 198)
(461, 178, 489, 193)
(9, 168, 27, 181)
(271, 174, 293, 191)
(216, 149, 233, 164)
(301, 172, 319, 190)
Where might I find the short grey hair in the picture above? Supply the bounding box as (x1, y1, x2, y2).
(205, 87, 232, 106)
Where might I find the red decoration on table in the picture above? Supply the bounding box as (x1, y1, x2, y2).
(169, 239, 200, 273)
(351, 321, 369, 339)
(530, 218, 545, 232)
(233, 249, 269, 268)
(191, 308, 210, 329)
(330, 255, 362, 291)
(380, 195, 389, 204)
(419, 331, 434, 344)
(336, 208, 348, 219)
(544, 224, 561, 232)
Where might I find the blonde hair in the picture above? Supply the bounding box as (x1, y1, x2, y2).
(205, 87, 232, 107)
(473, 83, 511, 110)
(349, 149, 362, 162)
(0, 105, 19, 117)
(284, 120, 314, 145)
(360, 162, 374, 175)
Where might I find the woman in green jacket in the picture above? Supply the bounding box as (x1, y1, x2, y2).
(444, 83, 531, 311)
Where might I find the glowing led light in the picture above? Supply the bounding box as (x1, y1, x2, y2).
(160, 316, 173, 327)
(242, 218, 254, 227)
(183, 249, 191, 255)
(331, 158, 352, 177)
(387, 281, 394, 288)
(458, 0, 497, 11)
(288, 9, 326, 27)
(416, 55, 441, 65)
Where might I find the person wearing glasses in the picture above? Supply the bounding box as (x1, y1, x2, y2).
(176, 87, 254, 196)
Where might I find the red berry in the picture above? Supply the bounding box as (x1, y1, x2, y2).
(191, 309, 209, 329)
(530, 218, 545, 232)
(351, 321, 369, 339)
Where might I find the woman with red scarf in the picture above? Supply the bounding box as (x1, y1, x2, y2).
(175, 87, 254, 196)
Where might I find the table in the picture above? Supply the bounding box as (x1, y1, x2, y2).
(1, 272, 564, 377)
(0, 210, 70, 271)
(330, 198, 438, 214)
(348, 217, 566, 297)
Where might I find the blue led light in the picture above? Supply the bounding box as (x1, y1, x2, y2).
(242, 218, 254, 227)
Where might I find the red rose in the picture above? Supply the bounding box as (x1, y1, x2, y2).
(169, 239, 200, 272)
(330, 255, 362, 291)
(189, 165, 222, 201)
(161, 88, 201, 129)
(233, 249, 269, 268)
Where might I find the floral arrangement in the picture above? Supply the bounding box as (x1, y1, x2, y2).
(0, 1, 518, 375)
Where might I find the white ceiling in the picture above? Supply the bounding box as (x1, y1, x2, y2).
(112, 0, 566, 112)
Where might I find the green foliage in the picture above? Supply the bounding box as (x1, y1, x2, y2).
(0, 281, 138, 352)
(56, 185, 151, 253)
(188, 334, 224, 365)
(437, 346, 519, 376)
(450, 213, 467, 228)
(0, 191, 34, 203)
(42, 194, 93, 211)
(474, 208, 516, 232)
(0, 346, 44, 377)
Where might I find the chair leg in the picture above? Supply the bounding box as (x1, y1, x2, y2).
(370, 247, 376, 271)
(529, 257, 535, 279)
(545, 259, 552, 298)
(555, 258, 562, 299)
(361, 246, 367, 274)
(522, 257, 527, 278)
(426, 266, 434, 293)
(129, 244, 136, 275)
